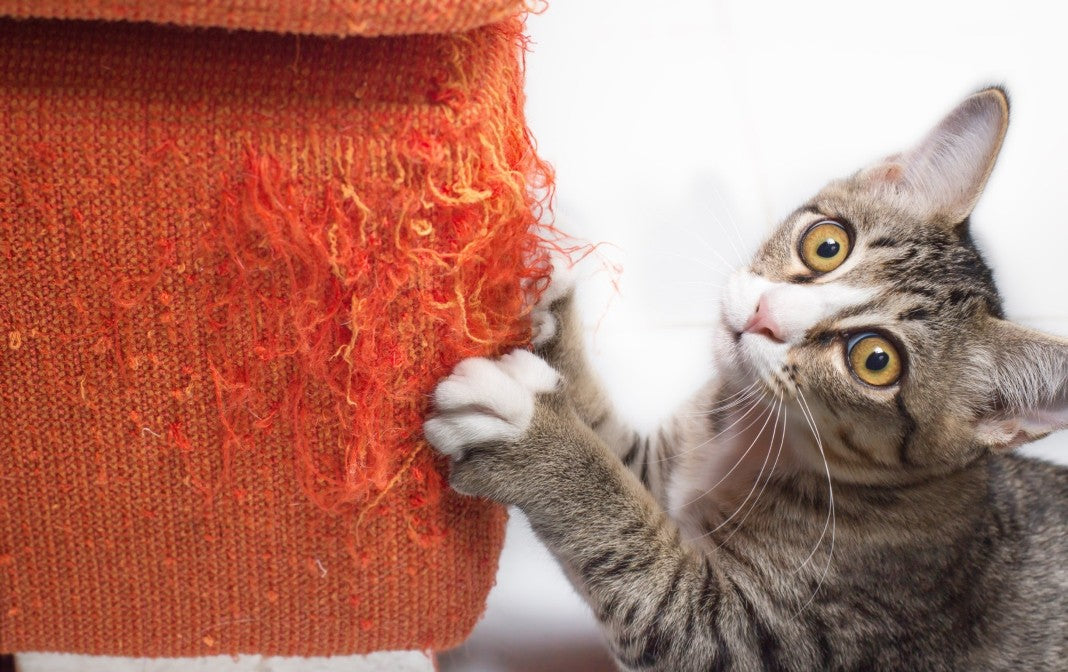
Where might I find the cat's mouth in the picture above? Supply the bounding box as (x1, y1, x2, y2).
(736, 331, 792, 392)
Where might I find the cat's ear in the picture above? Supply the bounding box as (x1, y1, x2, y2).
(974, 319, 1068, 452)
(860, 87, 1009, 222)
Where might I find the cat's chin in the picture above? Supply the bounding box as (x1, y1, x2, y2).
(732, 331, 790, 391)
(711, 320, 786, 393)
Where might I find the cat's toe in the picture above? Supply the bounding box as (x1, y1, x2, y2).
(424, 349, 560, 459)
(423, 414, 521, 459)
(529, 261, 577, 348)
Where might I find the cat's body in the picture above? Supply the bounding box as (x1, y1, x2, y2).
(584, 376, 1067, 670)
(425, 88, 1068, 671)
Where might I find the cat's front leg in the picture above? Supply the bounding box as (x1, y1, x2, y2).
(530, 273, 690, 504)
(423, 349, 806, 672)
(422, 348, 583, 506)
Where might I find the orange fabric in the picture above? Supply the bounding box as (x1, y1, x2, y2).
(0, 13, 551, 657)
(0, 0, 529, 36)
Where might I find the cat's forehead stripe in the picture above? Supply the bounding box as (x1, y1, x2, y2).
(782, 199, 1007, 321)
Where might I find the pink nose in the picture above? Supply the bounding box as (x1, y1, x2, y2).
(743, 294, 784, 342)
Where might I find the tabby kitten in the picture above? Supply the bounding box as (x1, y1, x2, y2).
(424, 88, 1068, 671)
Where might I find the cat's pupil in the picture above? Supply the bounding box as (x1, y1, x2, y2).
(866, 348, 890, 371)
(816, 239, 840, 258)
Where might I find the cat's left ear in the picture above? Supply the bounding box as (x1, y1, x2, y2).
(861, 87, 1009, 222)
(974, 319, 1068, 452)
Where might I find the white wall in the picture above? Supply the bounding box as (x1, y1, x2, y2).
(443, 1, 1068, 670)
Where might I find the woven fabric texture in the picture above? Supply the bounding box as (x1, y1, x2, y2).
(0, 14, 550, 657)
(0, 0, 529, 37)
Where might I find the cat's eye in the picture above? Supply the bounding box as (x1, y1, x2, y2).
(800, 220, 851, 273)
(847, 333, 902, 387)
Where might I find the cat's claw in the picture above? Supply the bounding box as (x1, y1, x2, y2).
(424, 349, 560, 459)
(529, 260, 576, 348)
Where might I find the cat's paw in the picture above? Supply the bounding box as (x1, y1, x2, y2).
(528, 260, 577, 352)
(424, 349, 560, 460)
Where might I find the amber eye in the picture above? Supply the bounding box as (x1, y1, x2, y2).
(847, 333, 902, 387)
(800, 220, 851, 273)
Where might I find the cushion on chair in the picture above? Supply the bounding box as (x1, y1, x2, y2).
(0, 0, 550, 657)
(0, 0, 528, 36)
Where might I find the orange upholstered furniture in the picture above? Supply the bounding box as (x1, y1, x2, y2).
(0, 0, 549, 657)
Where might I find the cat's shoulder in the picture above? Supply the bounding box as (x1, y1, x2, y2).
(994, 451, 1068, 485)
(987, 452, 1068, 531)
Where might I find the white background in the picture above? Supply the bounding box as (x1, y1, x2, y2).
(442, 1, 1068, 670)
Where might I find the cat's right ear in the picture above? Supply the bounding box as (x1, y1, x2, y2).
(859, 87, 1010, 223)
(973, 319, 1068, 452)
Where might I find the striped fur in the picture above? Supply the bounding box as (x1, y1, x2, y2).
(428, 88, 1068, 670)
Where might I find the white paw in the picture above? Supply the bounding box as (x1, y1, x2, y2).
(528, 260, 576, 348)
(424, 349, 560, 458)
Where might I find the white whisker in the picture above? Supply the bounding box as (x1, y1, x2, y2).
(712, 182, 753, 266)
(671, 280, 728, 290)
(698, 185, 749, 266)
(790, 391, 832, 572)
(685, 380, 761, 416)
(690, 223, 742, 273)
(649, 249, 733, 276)
(684, 389, 762, 422)
(792, 389, 837, 619)
(716, 393, 789, 549)
(662, 391, 770, 465)
(679, 394, 776, 510)
(703, 393, 784, 538)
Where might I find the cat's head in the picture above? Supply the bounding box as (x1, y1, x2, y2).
(720, 88, 1068, 482)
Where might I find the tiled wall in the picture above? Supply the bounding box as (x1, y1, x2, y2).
(444, 2, 1068, 669)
